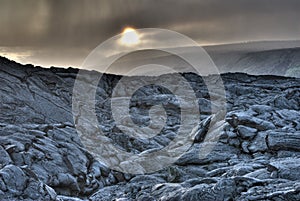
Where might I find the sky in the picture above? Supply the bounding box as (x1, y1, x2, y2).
(1, 0, 300, 68)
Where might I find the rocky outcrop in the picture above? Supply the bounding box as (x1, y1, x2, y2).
(0, 56, 300, 200)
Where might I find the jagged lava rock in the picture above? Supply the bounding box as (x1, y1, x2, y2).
(0, 57, 300, 200)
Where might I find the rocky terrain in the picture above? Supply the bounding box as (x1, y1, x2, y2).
(0, 56, 300, 200)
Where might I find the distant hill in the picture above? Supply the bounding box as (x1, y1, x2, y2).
(206, 46, 300, 77)
(2, 40, 300, 77)
(97, 40, 300, 77)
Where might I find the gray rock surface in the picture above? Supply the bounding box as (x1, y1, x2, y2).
(0, 56, 300, 200)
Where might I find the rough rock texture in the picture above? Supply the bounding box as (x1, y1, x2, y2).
(0, 56, 300, 200)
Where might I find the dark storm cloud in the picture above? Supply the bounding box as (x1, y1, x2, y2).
(1, 0, 300, 47)
(0, 0, 300, 67)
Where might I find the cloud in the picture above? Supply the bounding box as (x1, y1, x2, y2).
(1, 0, 300, 67)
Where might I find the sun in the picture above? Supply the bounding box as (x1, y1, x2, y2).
(120, 27, 140, 46)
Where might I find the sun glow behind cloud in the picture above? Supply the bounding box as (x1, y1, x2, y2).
(120, 27, 140, 46)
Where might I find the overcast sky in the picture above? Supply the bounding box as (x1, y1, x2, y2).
(1, 0, 300, 67)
